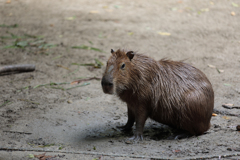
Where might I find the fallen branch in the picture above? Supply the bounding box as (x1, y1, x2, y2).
(3, 130, 32, 135)
(0, 147, 240, 160)
(213, 109, 240, 117)
(0, 64, 35, 74)
(71, 77, 101, 85)
(222, 104, 240, 109)
(0, 100, 11, 108)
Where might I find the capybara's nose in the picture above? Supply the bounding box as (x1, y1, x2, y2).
(101, 76, 113, 86)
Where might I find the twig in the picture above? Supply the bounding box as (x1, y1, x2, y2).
(56, 64, 70, 70)
(71, 77, 101, 84)
(33, 82, 69, 89)
(65, 82, 90, 90)
(18, 99, 40, 105)
(0, 100, 11, 108)
(3, 131, 32, 135)
(0, 147, 239, 160)
(213, 109, 240, 117)
(0, 64, 35, 74)
(222, 104, 240, 109)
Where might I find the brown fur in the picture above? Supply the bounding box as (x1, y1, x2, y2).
(101, 49, 214, 138)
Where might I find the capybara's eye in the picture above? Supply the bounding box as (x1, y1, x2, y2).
(121, 63, 125, 69)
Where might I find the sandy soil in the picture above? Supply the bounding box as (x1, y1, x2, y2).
(0, 0, 240, 159)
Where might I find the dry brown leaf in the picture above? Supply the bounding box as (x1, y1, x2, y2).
(71, 77, 101, 85)
(34, 153, 55, 160)
(231, 11, 236, 16)
(70, 81, 79, 85)
(56, 64, 70, 70)
(6, 0, 11, 3)
(222, 116, 230, 120)
(89, 10, 99, 14)
(212, 113, 217, 116)
(158, 32, 171, 36)
(105, 9, 113, 12)
(208, 64, 216, 68)
(218, 69, 224, 73)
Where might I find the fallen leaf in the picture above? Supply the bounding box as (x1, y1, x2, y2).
(208, 64, 216, 68)
(210, 2, 214, 5)
(34, 153, 55, 160)
(231, 11, 236, 16)
(56, 64, 70, 70)
(105, 9, 113, 12)
(232, 2, 239, 7)
(158, 32, 171, 36)
(70, 81, 79, 85)
(28, 154, 34, 158)
(173, 150, 181, 153)
(222, 116, 230, 120)
(217, 69, 224, 73)
(66, 16, 76, 20)
(224, 103, 234, 107)
(212, 113, 217, 116)
(128, 32, 134, 35)
(6, 0, 11, 4)
(114, 5, 122, 9)
(89, 10, 99, 14)
(200, 8, 209, 12)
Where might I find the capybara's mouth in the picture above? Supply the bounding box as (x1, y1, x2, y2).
(101, 77, 114, 94)
(101, 85, 114, 94)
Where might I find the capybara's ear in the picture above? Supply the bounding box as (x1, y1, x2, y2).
(126, 51, 135, 61)
(111, 49, 114, 54)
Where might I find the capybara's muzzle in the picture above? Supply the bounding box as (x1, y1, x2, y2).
(101, 76, 114, 94)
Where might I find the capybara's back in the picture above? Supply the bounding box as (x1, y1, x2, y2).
(152, 59, 214, 135)
(101, 49, 214, 140)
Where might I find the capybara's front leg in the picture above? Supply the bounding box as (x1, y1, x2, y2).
(129, 106, 148, 141)
(117, 104, 135, 131)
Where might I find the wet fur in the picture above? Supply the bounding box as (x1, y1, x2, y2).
(102, 49, 214, 136)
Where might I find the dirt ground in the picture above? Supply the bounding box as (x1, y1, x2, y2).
(0, 0, 240, 159)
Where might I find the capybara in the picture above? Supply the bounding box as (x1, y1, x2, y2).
(101, 49, 214, 140)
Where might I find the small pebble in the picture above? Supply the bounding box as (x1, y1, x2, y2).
(125, 140, 133, 144)
(236, 125, 240, 131)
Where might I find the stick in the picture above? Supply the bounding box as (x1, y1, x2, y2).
(222, 104, 240, 109)
(0, 100, 11, 108)
(213, 109, 240, 117)
(0, 64, 35, 73)
(71, 77, 101, 85)
(0, 147, 239, 160)
(3, 131, 32, 135)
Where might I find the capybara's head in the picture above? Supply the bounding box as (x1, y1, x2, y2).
(101, 49, 135, 95)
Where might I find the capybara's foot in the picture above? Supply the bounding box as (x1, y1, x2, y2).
(129, 132, 143, 141)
